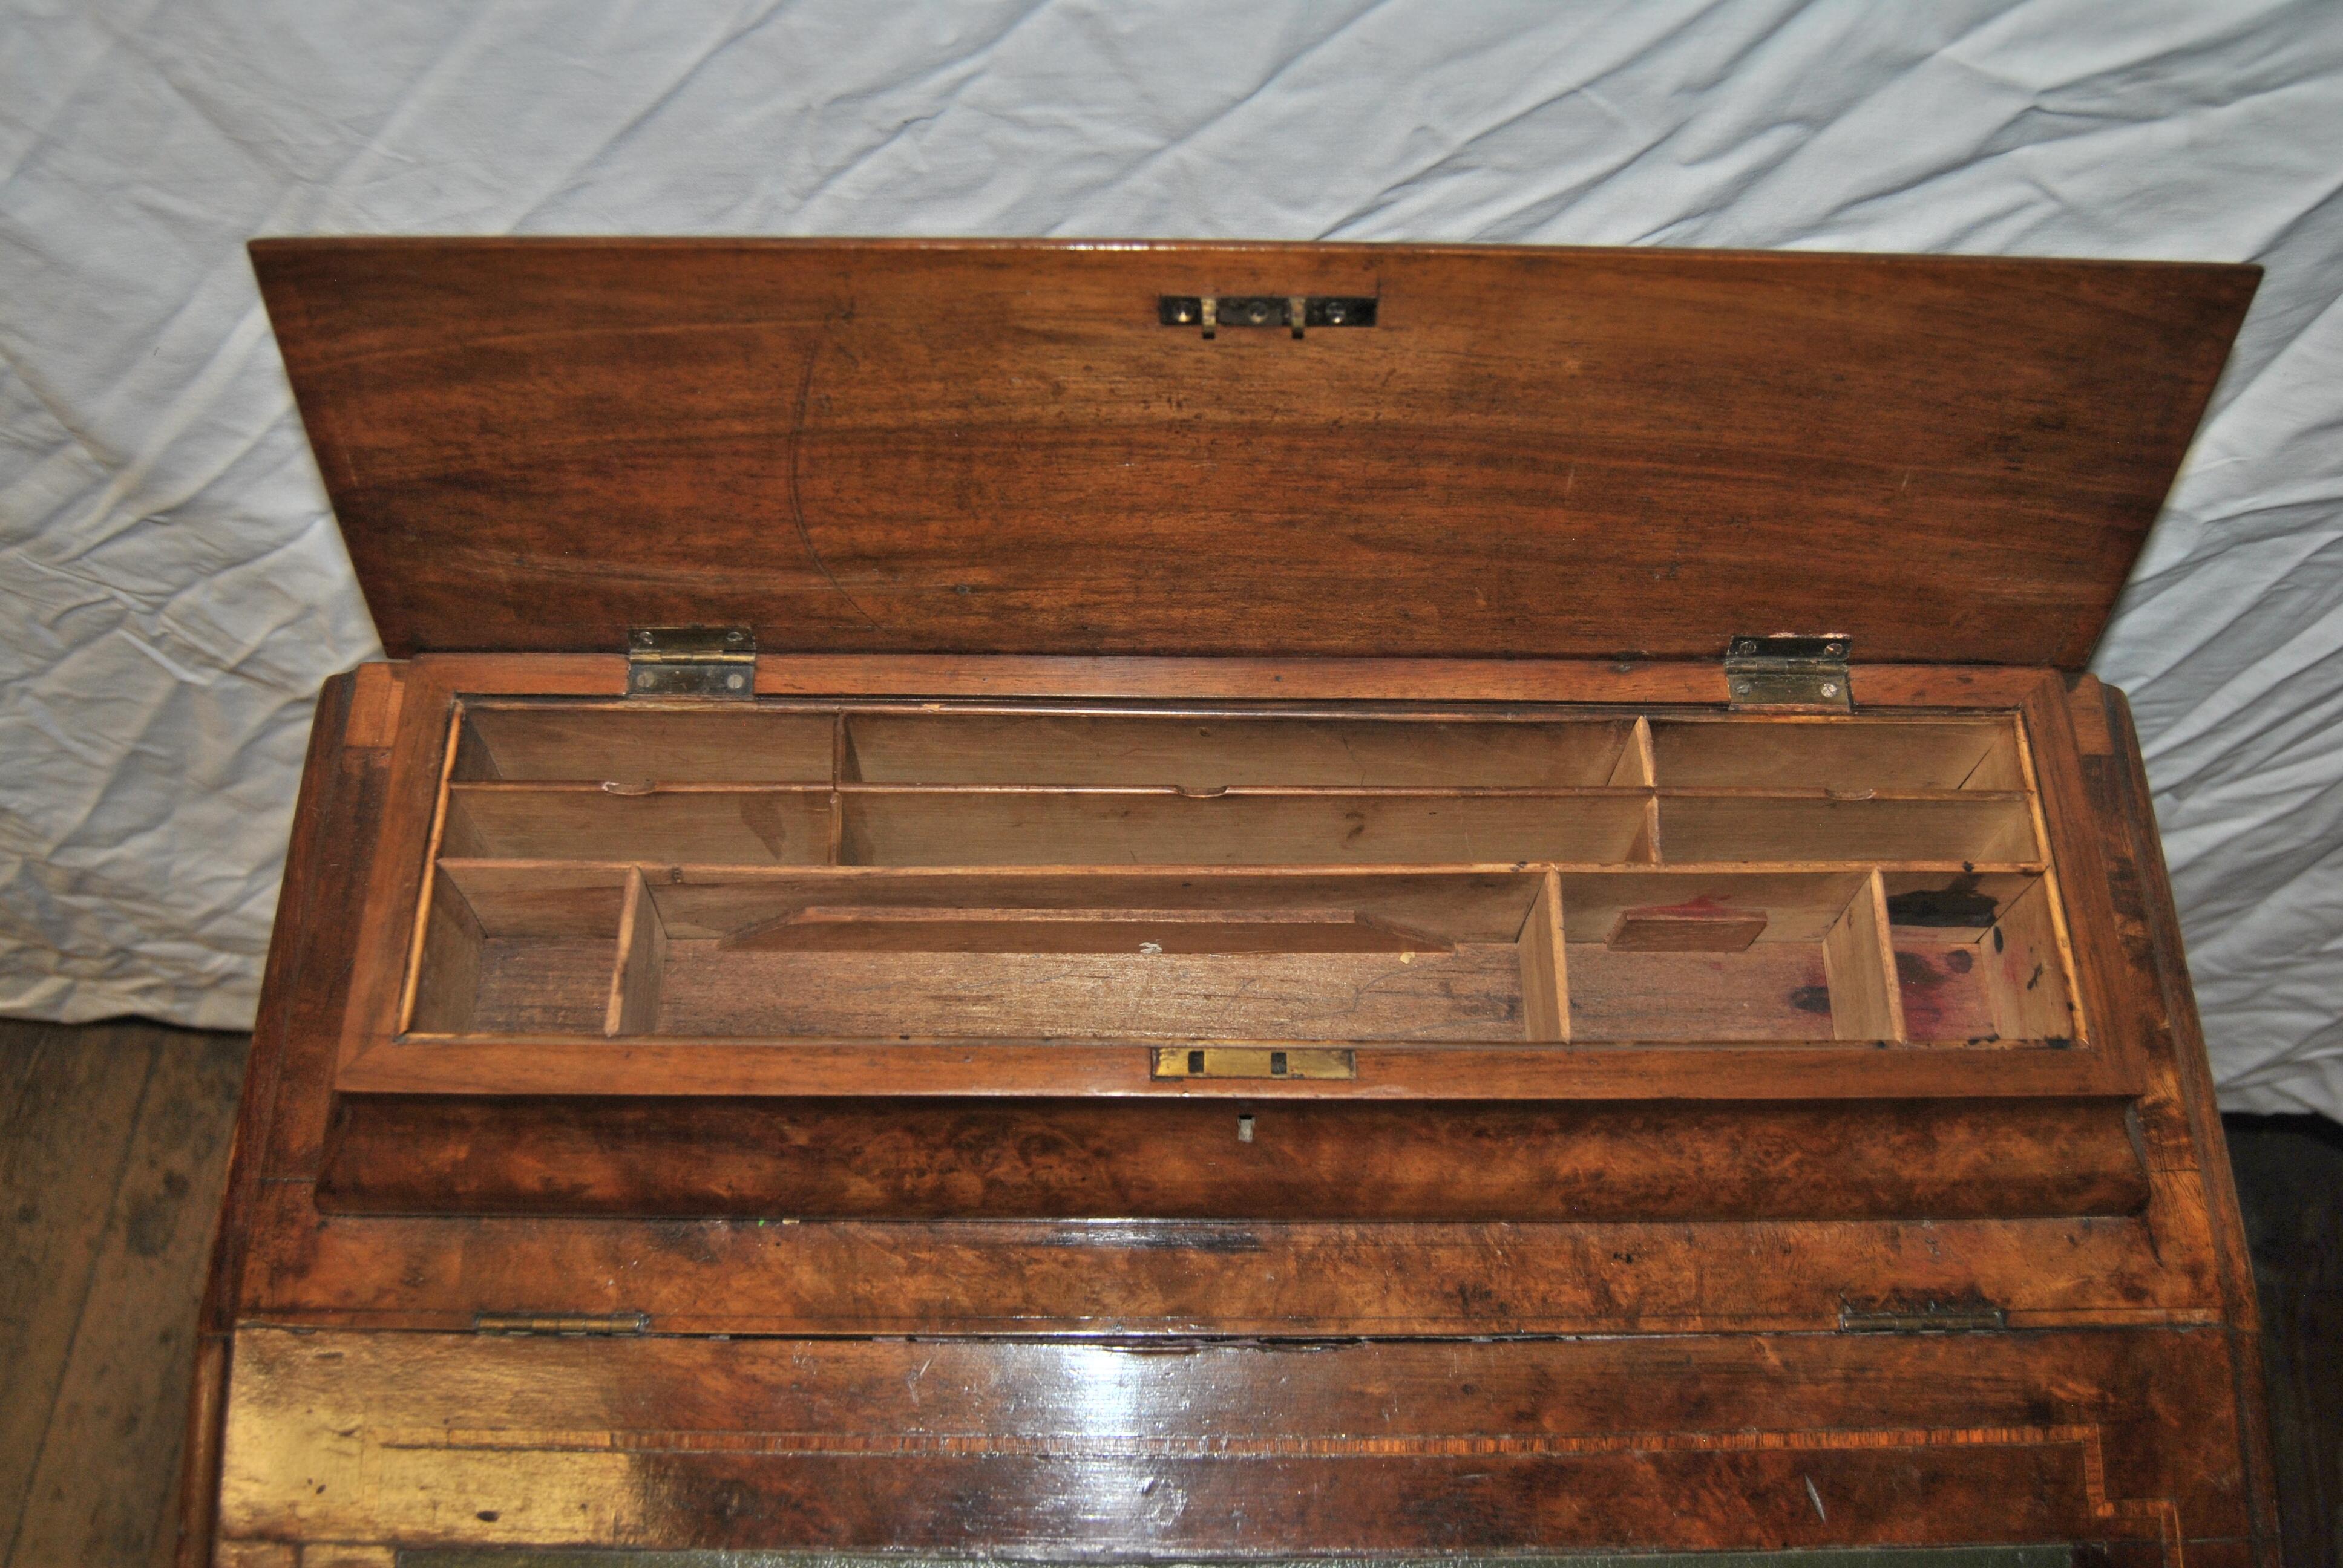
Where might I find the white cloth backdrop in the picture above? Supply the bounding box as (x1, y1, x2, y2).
(4, 0, 2339, 1114)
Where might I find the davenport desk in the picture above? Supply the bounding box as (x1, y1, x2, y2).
(180, 239, 2275, 1567)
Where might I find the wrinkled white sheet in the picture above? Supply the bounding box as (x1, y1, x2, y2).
(3, 0, 2339, 1114)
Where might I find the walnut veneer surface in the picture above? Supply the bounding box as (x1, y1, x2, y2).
(178, 655, 2279, 1566)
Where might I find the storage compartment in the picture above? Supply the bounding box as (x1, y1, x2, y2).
(408, 864, 1565, 1043)
(1886, 874, 2080, 1045)
(454, 707, 836, 783)
(393, 701, 2080, 1054)
(1654, 794, 2040, 865)
(1649, 717, 2025, 791)
(442, 785, 834, 863)
(842, 789, 1654, 867)
(1560, 870, 1902, 1042)
(843, 713, 1650, 787)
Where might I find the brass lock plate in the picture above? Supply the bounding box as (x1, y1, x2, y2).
(1150, 1046, 1357, 1081)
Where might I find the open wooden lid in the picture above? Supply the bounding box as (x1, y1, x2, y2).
(254, 238, 2254, 667)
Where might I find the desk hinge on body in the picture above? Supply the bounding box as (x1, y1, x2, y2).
(474, 1311, 650, 1337)
(1726, 634, 1852, 711)
(1838, 1299, 2008, 1334)
(626, 626, 756, 699)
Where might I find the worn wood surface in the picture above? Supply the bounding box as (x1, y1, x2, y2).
(0, 1014, 2291, 1567)
(2081, 679, 2284, 1552)
(215, 1326, 2250, 1555)
(312, 1093, 2149, 1222)
(171, 654, 2282, 1564)
(0, 1018, 245, 1568)
(175, 671, 379, 1567)
(336, 1036, 2145, 1102)
(240, 1174, 2225, 1335)
(254, 239, 2253, 667)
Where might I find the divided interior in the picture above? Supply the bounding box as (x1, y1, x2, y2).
(405, 705, 2079, 1048)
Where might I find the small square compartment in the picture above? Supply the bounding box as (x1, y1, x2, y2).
(1886, 874, 2082, 1045)
(1561, 871, 1903, 1043)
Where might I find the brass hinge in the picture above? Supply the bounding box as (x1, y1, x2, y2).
(473, 1310, 650, 1336)
(1151, 1046, 1357, 1080)
(1725, 634, 1852, 711)
(626, 626, 756, 699)
(1838, 1299, 2008, 1334)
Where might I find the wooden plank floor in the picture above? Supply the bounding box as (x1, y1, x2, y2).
(0, 1015, 2334, 1566)
(1, 1018, 246, 1568)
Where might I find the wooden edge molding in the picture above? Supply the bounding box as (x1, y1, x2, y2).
(388, 652, 2058, 708)
(343, 661, 408, 750)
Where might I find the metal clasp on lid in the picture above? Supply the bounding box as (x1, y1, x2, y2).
(1159, 295, 1378, 338)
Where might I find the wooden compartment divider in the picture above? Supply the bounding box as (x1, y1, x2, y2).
(1981, 879, 2072, 1040)
(603, 867, 668, 1038)
(826, 710, 848, 863)
(406, 872, 485, 1034)
(1823, 870, 1906, 1042)
(1610, 716, 1656, 786)
(1520, 870, 1569, 1044)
